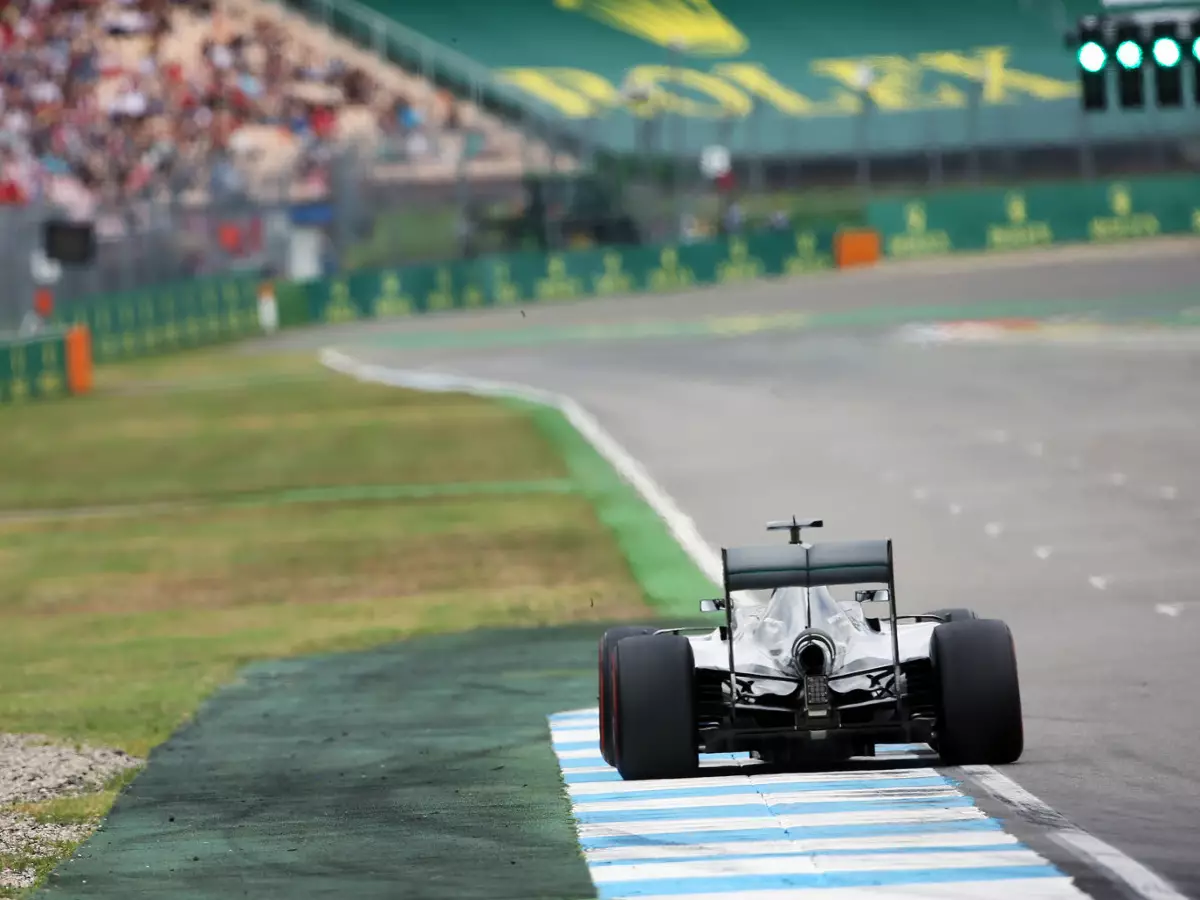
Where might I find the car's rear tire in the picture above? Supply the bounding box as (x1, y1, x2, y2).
(932, 619, 1024, 765)
(598, 626, 656, 767)
(614, 635, 698, 780)
(929, 608, 978, 622)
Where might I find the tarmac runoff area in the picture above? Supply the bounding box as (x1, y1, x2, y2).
(326, 237, 1200, 899)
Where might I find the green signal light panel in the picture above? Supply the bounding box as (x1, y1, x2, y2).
(1116, 39, 1144, 68)
(1079, 41, 1108, 71)
(1153, 36, 1182, 65)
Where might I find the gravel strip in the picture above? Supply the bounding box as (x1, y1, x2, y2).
(0, 734, 142, 807)
(0, 814, 93, 887)
(1, 734, 144, 891)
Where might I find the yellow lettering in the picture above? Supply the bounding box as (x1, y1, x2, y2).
(594, 251, 634, 295)
(812, 54, 976, 110)
(716, 238, 764, 282)
(1088, 183, 1160, 242)
(494, 69, 609, 117)
(9, 345, 28, 401)
(553, 0, 748, 56)
(785, 231, 833, 273)
(426, 269, 457, 312)
(712, 64, 822, 115)
(626, 65, 752, 117)
(492, 263, 521, 304)
(890, 232, 953, 257)
(373, 272, 414, 317)
(812, 56, 947, 111)
(93, 307, 118, 360)
(203, 288, 222, 336)
(324, 281, 358, 323)
(1088, 215, 1160, 242)
(1192, 209, 1200, 233)
(463, 283, 486, 307)
(38, 341, 62, 396)
(888, 201, 952, 257)
(987, 222, 1053, 250)
(503, 48, 1079, 122)
(650, 247, 695, 292)
(917, 47, 1078, 103)
(987, 191, 1053, 250)
(536, 255, 584, 301)
(557, 69, 624, 108)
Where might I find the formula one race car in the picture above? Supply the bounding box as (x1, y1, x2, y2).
(598, 517, 1024, 781)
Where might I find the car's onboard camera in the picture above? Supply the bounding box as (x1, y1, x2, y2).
(597, 516, 1024, 781)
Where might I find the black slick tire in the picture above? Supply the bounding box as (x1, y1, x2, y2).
(613, 635, 698, 781)
(597, 626, 655, 767)
(931, 619, 1024, 765)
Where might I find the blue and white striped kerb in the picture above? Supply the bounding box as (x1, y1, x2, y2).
(549, 707, 1088, 900)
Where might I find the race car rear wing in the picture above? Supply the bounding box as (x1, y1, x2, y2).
(722, 540, 893, 592)
(713, 522, 905, 726)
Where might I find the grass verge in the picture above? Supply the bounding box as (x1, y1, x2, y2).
(0, 345, 667, 897)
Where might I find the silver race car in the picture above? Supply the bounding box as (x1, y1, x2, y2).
(597, 517, 1024, 781)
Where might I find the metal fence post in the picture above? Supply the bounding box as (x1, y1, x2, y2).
(926, 109, 944, 188)
(967, 83, 983, 185)
(855, 93, 873, 191)
(1077, 107, 1097, 181)
(0, 206, 38, 331)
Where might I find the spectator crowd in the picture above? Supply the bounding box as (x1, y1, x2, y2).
(0, 0, 469, 227)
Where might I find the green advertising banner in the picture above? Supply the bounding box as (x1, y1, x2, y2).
(35, 170, 1196, 379)
(302, 226, 836, 326)
(53, 275, 262, 364)
(868, 174, 1200, 260)
(0, 331, 70, 404)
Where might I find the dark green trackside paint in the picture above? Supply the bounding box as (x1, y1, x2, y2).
(37, 626, 615, 900)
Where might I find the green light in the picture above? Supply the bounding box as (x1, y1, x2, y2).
(1116, 39, 1143, 69)
(1152, 36, 1181, 67)
(1079, 41, 1107, 72)
(1193, 36, 1200, 61)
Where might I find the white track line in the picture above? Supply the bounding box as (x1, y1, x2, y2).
(961, 766, 1187, 900)
(319, 347, 1188, 900)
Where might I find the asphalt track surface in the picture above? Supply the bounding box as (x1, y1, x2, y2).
(320, 238, 1200, 897)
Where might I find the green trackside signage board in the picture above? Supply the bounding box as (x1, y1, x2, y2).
(301, 227, 834, 323)
(867, 174, 1200, 260)
(51, 276, 264, 365)
(0, 330, 70, 404)
(315, 0, 1199, 156)
(32, 172, 1200, 363)
(30, 228, 831, 365)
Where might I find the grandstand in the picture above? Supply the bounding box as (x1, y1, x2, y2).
(6, 0, 1192, 220)
(0, 0, 572, 219)
(4, 0, 1196, 291)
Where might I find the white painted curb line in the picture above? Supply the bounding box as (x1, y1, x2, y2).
(318, 345, 1186, 900)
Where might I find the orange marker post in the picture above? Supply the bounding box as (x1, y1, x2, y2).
(834, 228, 882, 269)
(64, 325, 93, 396)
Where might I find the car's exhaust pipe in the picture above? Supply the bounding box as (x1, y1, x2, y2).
(791, 629, 837, 676)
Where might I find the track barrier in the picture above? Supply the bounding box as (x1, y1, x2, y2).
(1, 172, 1192, 384)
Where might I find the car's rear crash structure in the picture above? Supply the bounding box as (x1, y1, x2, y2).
(598, 518, 1024, 781)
